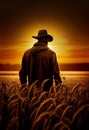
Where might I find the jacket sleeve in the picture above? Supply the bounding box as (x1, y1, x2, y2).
(19, 53, 27, 84)
(52, 53, 62, 85)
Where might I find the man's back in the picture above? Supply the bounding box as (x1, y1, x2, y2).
(29, 42, 57, 86)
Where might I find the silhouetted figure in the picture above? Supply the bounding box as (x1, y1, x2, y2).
(19, 29, 62, 91)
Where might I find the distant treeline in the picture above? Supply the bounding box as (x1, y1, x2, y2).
(0, 63, 89, 71)
(60, 63, 89, 71)
(0, 63, 20, 71)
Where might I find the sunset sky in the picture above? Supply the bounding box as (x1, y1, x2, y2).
(0, 0, 89, 64)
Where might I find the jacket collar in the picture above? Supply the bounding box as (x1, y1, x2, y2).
(30, 42, 48, 56)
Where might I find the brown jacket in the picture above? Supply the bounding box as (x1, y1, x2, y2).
(19, 42, 62, 88)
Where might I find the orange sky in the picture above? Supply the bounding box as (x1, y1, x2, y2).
(0, 0, 89, 64)
(0, 25, 89, 64)
(0, 24, 89, 64)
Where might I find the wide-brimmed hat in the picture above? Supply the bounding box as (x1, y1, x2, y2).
(32, 29, 53, 42)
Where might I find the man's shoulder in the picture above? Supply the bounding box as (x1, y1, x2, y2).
(48, 48, 56, 55)
(24, 48, 31, 56)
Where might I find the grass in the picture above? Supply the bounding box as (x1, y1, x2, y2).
(0, 78, 89, 130)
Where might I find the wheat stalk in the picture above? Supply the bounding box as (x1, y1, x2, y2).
(54, 103, 66, 118)
(31, 112, 51, 130)
(40, 79, 50, 91)
(28, 80, 38, 99)
(1, 81, 6, 95)
(70, 83, 80, 94)
(61, 105, 74, 120)
(51, 121, 70, 130)
(19, 83, 27, 91)
(72, 104, 89, 124)
(7, 99, 19, 112)
(8, 82, 19, 96)
(37, 91, 49, 103)
(34, 97, 56, 119)
(6, 116, 18, 130)
(7, 94, 19, 103)
(20, 87, 28, 98)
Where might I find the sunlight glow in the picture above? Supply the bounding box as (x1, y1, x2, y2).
(21, 23, 69, 59)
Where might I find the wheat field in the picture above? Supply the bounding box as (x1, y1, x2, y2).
(0, 74, 89, 130)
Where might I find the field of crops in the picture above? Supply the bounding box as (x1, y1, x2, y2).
(0, 76, 89, 130)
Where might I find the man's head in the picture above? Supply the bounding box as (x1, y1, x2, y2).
(32, 29, 53, 42)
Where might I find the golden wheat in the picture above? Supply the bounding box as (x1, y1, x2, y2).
(28, 80, 38, 99)
(0, 78, 89, 130)
(40, 79, 50, 91)
(34, 97, 56, 119)
(1, 81, 6, 95)
(51, 120, 70, 130)
(70, 83, 81, 94)
(20, 87, 28, 98)
(7, 82, 19, 97)
(54, 103, 66, 118)
(7, 99, 19, 112)
(7, 94, 19, 103)
(61, 105, 75, 121)
(37, 91, 49, 103)
(47, 103, 56, 112)
(31, 112, 51, 130)
(6, 116, 18, 130)
(72, 104, 89, 124)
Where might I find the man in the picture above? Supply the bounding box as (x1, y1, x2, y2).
(19, 29, 62, 91)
